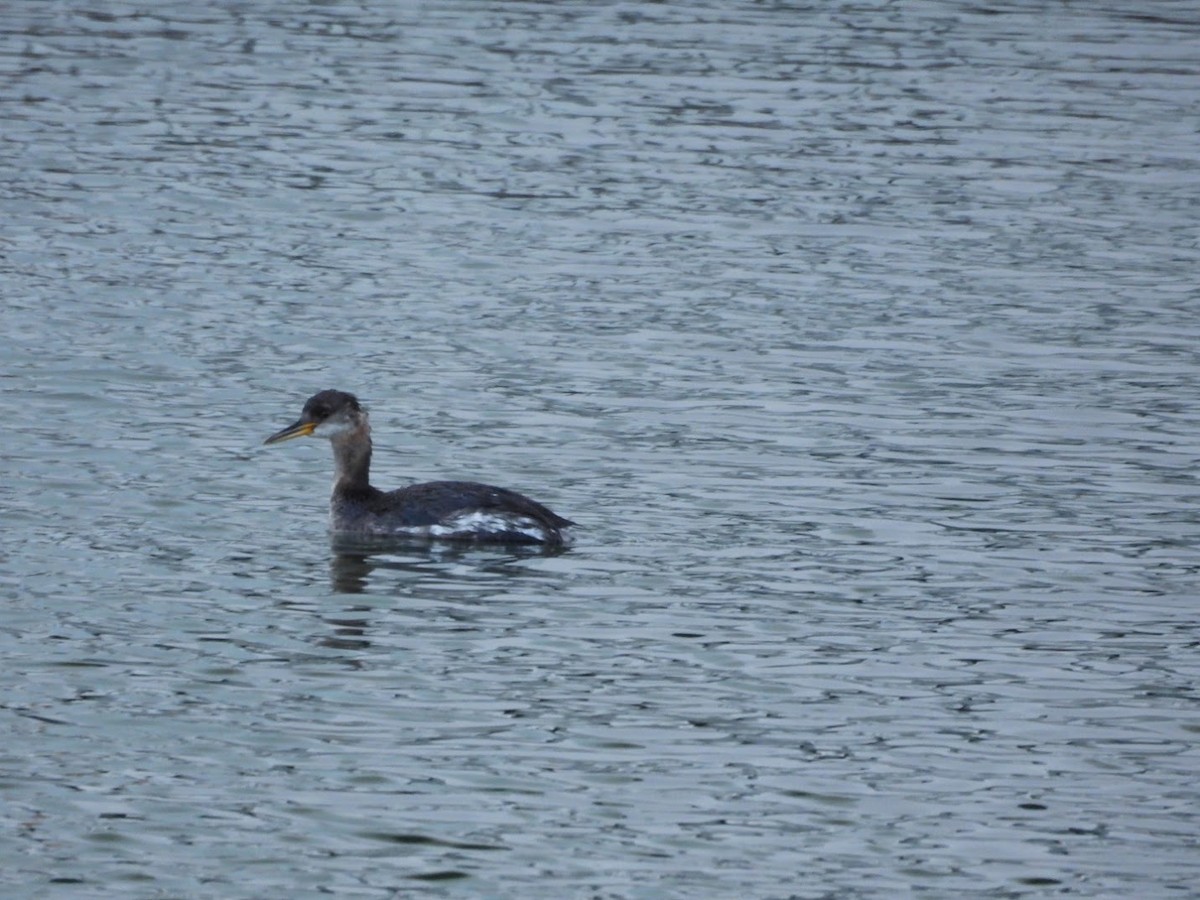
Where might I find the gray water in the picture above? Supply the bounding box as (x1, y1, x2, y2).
(2, 2, 1198, 897)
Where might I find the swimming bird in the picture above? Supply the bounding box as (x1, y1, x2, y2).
(264, 389, 574, 546)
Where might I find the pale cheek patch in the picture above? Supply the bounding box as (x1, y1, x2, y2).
(314, 418, 355, 439)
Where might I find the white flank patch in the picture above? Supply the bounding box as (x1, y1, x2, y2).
(428, 510, 550, 543)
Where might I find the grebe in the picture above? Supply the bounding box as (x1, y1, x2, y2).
(264, 390, 574, 546)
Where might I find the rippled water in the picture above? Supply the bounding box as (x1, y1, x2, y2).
(3, 2, 1198, 897)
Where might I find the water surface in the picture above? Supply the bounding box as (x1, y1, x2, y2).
(2, 2, 1198, 897)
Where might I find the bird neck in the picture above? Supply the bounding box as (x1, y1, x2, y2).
(330, 422, 372, 491)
